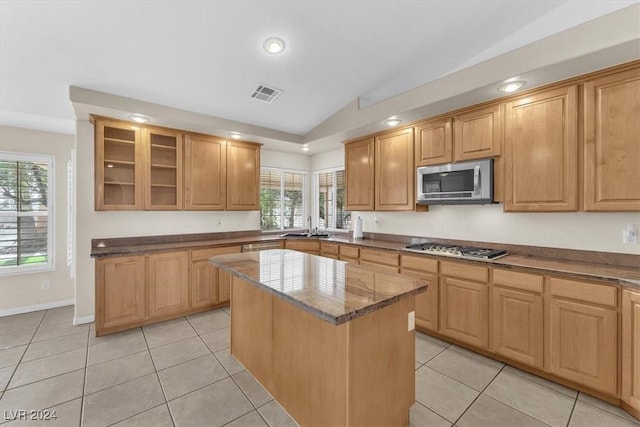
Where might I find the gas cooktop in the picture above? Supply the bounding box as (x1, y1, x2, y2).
(404, 242, 508, 260)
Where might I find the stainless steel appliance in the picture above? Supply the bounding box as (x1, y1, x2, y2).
(241, 241, 282, 252)
(417, 159, 493, 205)
(404, 242, 507, 260)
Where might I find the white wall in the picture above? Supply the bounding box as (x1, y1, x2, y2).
(310, 147, 640, 255)
(0, 126, 75, 315)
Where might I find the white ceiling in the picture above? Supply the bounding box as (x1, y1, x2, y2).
(1, 0, 639, 153)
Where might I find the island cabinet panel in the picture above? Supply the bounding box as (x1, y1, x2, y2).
(95, 120, 144, 210)
(504, 85, 578, 212)
(415, 117, 453, 166)
(148, 251, 190, 318)
(583, 67, 640, 211)
(491, 269, 544, 369)
(546, 277, 618, 395)
(184, 134, 226, 210)
(145, 128, 183, 210)
(96, 256, 146, 333)
(226, 140, 261, 210)
(401, 255, 439, 332)
(344, 137, 375, 211)
(453, 103, 502, 162)
(375, 127, 415, 211)
(622, 290, 640, 416)
(439, 261, 490, 349)
(359, 248, 400, 273)
(284, 240, 320, 255)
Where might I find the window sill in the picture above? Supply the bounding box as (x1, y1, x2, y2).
(0, 263, 54, 277)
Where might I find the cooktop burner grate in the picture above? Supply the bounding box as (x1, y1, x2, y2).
(404, 243, 508, 260)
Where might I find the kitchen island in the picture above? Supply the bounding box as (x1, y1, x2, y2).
(210, 249, 428, 427)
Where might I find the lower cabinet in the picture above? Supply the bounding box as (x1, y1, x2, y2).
(284, 240, 320, 255)
(491, 269, 544, 369)
(191, 246, 241, 306)
(338, 244, 359, 263)
(439, 261, 490, 349)
(400, 255, 439, 332)
(320, 242, 339, 259)
(546, 277, 618, 395)
(148, 251, 190, 318)
(359, 248, 399, 273)
(622, 289, 640, 415)
(96, 255, 146, 331)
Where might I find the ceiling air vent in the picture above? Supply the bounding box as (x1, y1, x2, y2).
(251, 85, 282, 104)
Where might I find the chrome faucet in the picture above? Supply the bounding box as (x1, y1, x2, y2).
(307, 216, 312, 234)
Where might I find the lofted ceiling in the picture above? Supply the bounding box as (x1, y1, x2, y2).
(1, 0, 639, 154)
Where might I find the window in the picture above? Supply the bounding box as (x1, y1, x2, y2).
(315, 169, 350, 231)
(260, 168, 306, 231)
(0, 153, 53, 274)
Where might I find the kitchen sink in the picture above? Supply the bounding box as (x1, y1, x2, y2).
(280, 232, 331, 238)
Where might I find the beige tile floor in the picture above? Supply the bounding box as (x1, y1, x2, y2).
(0, 306, 638, 427)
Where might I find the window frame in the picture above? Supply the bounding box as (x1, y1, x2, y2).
(313, 167, 350, 232)
(259, 167, 308, 232)
(0, 152, 55, 276)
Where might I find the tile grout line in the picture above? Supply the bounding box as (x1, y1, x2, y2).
(452, 363, 507, 426)
(79, 314, 91, 427)
(1, 311, 45, 393)
(565, 394, 579, 427)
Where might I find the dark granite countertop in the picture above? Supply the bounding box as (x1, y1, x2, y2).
(209, 249, 428, 325)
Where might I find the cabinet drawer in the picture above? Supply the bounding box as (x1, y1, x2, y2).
(360, 249, 400, 267)
(493, 269, 543, 293)
(285, 240, 320, 252)
(549, 277, 617, 307)
(191, 245, 241, 262)
(340, 245, 359, 259)
(359, 261, 399, 273)
(400, 255, 438, 274)
(320, 242, 339, 255)
(441, 261, 488, 283)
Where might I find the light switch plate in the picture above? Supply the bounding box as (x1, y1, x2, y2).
(408, 311, 415, 331)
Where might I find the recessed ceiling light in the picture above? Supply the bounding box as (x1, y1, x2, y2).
(301, 145, 309, 152)
(263, 37, 286, 55)
(385, 118, 402, 127)
(129, 114, 149, 123)
(498, 81, 526, 93)
(229, 132, 242, 140)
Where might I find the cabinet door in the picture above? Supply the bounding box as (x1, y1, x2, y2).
(622, 290, 640, 413)
(454, 104, 502, 162)
(145, 128, 183, 210)
(504, 86, 578, 212)
(320, 242, 339, 259)
(491, 287, 543, 368)
(547, 298, 617, 394)
(284, 240, 320, 255)
(345, 138, 375, 211)
(184, 134, 226, 210)
(191, 259, 219, 309)
(440, 277, 489, 348)
(148, 251, 189, 318)
(95, 120, 143, 210)
(219, 269, 232, 303)
(415, 118, 452, 166)
(584, 68, 640, 211)
(226, 140, 260, 210)
(96, 256, 146, 334)
(375, 128, 414, 211)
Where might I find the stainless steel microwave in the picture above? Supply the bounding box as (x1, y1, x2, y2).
(416, 159, 494, 205)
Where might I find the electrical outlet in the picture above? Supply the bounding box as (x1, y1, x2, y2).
(623, 224, 638, 244)
(408, 311, 415, 331)
(41, 280, 50, 290)
(217, 219, 222, 227)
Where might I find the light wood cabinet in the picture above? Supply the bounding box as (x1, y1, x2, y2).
(375, 128, 414, 211)
(504, 86, 578, 212)
(546, 277, 617, 395)
(96, 255, 146, 333)
(439, 261, 489, 349)
(339, 245, 359, 263)
(453, 103, 502, 162)
(622, 290, 640, 415)
(226, 140, 261, 211)
(190, 246, 241, 308)
(284, 240, 320, 255)
(583, 68, 640, 211)
(184, 134, 226, 210)
(148, 251, 190, 318)
(95, 120, 143, 210)
(491, 269, 544, 369)
(400, 255, 438, 332)
(415, 118, 452, 166)
(359, 248, 399, 273)
(145, 128, 183, 210)
(344, 137, 375, 211)
(320, 242, 339, 259)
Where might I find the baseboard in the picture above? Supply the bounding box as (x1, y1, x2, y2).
(0, 299, 75, 317)
(73, 314, 94, 325)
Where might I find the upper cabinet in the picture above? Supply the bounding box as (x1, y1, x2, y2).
(375, 128, 414, 211)
(415, 118, 452, 166)
(453, 103, 502, 162)
(94, 117, 261, 211)
(583, 67, 640, 211)
(184, 134, 226, 210)
(504, 86, 578, 212)
(95, 120, 143, 210)
(345, 137, 375, 211)
(226, 140, 261, 211)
